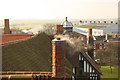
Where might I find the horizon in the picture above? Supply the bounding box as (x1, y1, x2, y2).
(0, 0, 119, 20)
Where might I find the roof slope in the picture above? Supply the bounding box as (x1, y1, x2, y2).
(2, 33, 52, 71)
(2, 33, 73, 77)
(80, 50, 101, 74)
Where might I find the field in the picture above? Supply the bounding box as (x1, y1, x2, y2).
(100, 66, 119, 80)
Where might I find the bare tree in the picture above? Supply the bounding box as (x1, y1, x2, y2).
(43, 24, 55, 35)
(96, 42, 119, 73)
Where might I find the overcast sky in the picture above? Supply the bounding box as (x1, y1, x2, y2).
(0, 0, 119, 19)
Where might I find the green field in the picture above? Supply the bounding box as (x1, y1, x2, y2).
(101, 66, 119, 80)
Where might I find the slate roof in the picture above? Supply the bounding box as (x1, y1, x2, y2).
(103, 24, 120, 34)
(2, 33, 52, 71)
(2, 33, 72, 77)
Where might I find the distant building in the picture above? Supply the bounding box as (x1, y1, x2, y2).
(1, 19, 102, 80)
(61, 17, 73, 33)
(56, 17, 102, 79)
(74, 27, 103, 36)
(79, 20, 118, 27)
(103, 24, 120, 34)
(93, 33, 120, 57)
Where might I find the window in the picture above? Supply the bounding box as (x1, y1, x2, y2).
(87, 62, 89, 72)
(81, 37, 84, 41)
(73, 67, 75, 74)
(99, 43, 102, 49)
(84, 61, 86, 72)
(104, 44, 106, 48)
(94, 51, 96, 57)
(90, 66, 92, 72)
(94, 31, 97, 34)
(79, 54, 82, 60)
(93, 69, 95, 72)
(98, 32, 101, 34)
(94, 44, 96, 49)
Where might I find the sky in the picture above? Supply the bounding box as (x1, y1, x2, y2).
(0, 0, 119, 20)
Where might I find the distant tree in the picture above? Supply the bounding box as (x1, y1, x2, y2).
(43, 24, 55, 35)
(96, 42, 119, 73)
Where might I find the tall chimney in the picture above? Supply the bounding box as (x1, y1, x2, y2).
(88, 28, 92, 38)
(87, 28, 94, 59)
(105, 34, 109, 40)
(52, 38, 66, 78)
(56, 25, 63, 34)
(4, 19, 11, 34)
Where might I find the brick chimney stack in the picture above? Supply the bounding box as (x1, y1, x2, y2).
(52, 38, 66, 78)
(56, 25, 63, 34)
(88, 28, 92, 37)
(87, 28, 94, 59)
(105, 34, 109, 41)
(4, 19, 11, 34)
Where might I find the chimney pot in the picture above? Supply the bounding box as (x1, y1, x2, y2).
(105, 34, 109, 41)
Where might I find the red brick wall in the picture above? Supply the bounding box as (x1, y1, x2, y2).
(73, 31, 87, 44)
(94, 42, 106, 51)
(52, 39, 66, 78)
(1, 34, 34, 43)
(56, 25, 63, 34)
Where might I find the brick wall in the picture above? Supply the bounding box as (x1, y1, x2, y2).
(52, 38, 66, 78)
(56, 25, 63, 34)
